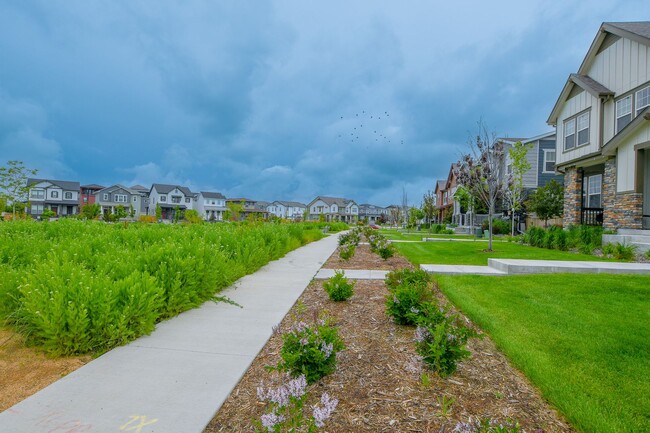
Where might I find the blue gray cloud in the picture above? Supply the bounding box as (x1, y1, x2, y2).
(0, 0, 642, 206)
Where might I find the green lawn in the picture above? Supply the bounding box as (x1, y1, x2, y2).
(436, 274, 650, 433)
(379, 229, 482, 241)
(394, 240, 612, 265)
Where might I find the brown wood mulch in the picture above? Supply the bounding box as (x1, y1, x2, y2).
(323, 243, 413, 270)
(205, 248, 572, 433)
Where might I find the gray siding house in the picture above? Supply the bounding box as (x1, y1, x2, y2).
(27, 178, 81, 217)
(95, 184, 148, 217)
(501, 132, 563, 193)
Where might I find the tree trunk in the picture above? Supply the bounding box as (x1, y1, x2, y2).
(487, 208, 494, 251)
(511, 207, 515, 237)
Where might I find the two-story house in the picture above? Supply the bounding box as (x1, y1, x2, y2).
(500, 132, 564, 193)
(196, 192, 227, 221)
(267, 201, 307, 221)
(95, 184, 148, 217)
(307, 196, 358, 223)
(225, 198, 268, 221)
(27, 178, 81, 218)
(79, 184, 104, 208)
(434, 180, 446, 223)
(148, 184, 195, 220)
(548, 22, 650, 229)
(358, 203, 389, 223)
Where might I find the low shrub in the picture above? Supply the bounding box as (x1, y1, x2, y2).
(602, 242, 637, 261)
(138, 215, 157, 223)
(377, 243, 395, 260)
(385, 268, 431, 292)
(339, 244, 356, 261)
(385, 283, 435, 326)
(414, 315, 477, 378)
(481, 219, 509, 235)
(453, 418, 522, 433)
(323, 270, 354, 301)
(277, 316, 345, 383)
(254, 374, 338, 432)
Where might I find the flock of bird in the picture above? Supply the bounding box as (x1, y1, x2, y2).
(336, 110, 405, 148)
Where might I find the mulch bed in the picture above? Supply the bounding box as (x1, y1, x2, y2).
(323, 243, 413, 270)
(205, 248, 573, 432)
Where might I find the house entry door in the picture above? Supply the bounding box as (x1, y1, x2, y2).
(643, 148, 650, 229)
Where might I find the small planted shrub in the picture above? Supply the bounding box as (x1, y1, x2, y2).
(414, 315, 477, 378)
(603, 242, 637, 261)
(385, 283, 435, 326)
(339, 244, 356, 261)
(377, 242, 395, 260)
(254, 374, 338, 432)
(278, 316, 345, 383)
(323, 270, 354, 301)
(481, 219, 509, 235)
(385, 268, 431, 292)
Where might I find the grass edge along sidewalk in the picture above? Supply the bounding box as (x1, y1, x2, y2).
(0, 231, 343, 433)
(436, 273, 650, 433)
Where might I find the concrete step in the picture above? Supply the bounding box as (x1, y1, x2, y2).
(488, 259, 650, 275)
(603, 234, 650, 245)
(617, 229, 650, 236)
(631, 242, 650, 254)
(421, 264, 506, 276)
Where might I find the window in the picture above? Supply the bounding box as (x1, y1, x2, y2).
(64, 192, 73, 200)
(115, 194, 127, 203)
(577, 112, 589, 146)
(160, 195, 167, 202)
(133, 196, 137, 202)
(171, 196, 181, 204)
(564, 118, 575, 150)
(31, 204, 44, 214)
(616, 95, 632, 133)
(583, 174, 602, 208)
(543, 150, 556, 173)
(185, 197, 190, 203)
(103, 193, 109, 201)
(637, 86, 650, 115)
(30, 190, 44, 199)
(51, 191, 59, 198)
(506, 164, 512, 176)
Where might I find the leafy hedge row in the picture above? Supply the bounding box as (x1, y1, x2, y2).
(0, 219, 324, 355)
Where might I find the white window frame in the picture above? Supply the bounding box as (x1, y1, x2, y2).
(564, 117, 576, 151)
(542, 149, 556, 173)
(636, 85, 650, 116)
(64, 192, 73, 200)
(576, 111, 590, 146)
(51, 190, 59, 198)
(133, 196, 137, 202)
(160, 195, 167, 202)
(115, 194, 127, 203)
(616, 95, 632, 133)
(30, 189, 44, 199)
(584, 174, 602, 208)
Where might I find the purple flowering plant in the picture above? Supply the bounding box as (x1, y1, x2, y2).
(254, 374, 338, 432)
(323, 270, 354, 301)
(453, 417, 523, 433)
(277, 315, 345, 383)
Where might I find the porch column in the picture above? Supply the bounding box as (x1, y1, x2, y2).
(563, 166, 582, 227)
(603, 156, 643, 230)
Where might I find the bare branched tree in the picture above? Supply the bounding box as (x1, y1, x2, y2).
(503, 141, 532, 236)
(455, 121, 505, 251)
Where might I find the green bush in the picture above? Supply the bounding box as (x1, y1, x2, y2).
(385, 268, 431, 292)
(414, 315, 477, 378)
(323, 270, 354, 301)
(339, 244, 355, 261)
(481, 219, 509, 235)
(278, 316, 345, 383)
(378, 243, 395, 260)
(385, 282, 435, 326)
(0, 220, 324, 355)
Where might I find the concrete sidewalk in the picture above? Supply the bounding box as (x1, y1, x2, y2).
(422, 259, 650, 276)
(314, 268, 389, 280)
(0, 233, 342, 433)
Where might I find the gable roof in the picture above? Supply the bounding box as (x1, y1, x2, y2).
(81, 184, 105, 190)
(547, 21, 650, 125)
(96, 184, 140, 195)
(274, 201, 306, 207)
(152, 183, 194, 196)
(434, 180, 446, 193)
(27, 178, 80, 191)
(200, 191, 226, 199)
(602, 107, 650, 156)
(317, 196, 355, 206)
(130, 184, 149, 192)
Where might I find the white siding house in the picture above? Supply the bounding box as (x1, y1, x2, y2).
(267, 201, 307, 220)
(196, 192, 227, 221)
(27, 178, 80, 217)
(307, 196, 358, 223)
(148, 184, 196, 220)
(547, 22, 650, 229)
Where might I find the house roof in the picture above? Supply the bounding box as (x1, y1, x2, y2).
(27, 178, 80, 191)
(130, 184, 149, 192)
(602, 107, 650, 156)
(227, 198, 254, 202)
(434, 180, 446, 193)
(548, 21, 650, 125)
(81, 184, 105, 190)
(152, 183, 194, 196)
(274, 201, 306, 207)
(314, 196, 355, 207)
(96, 184, 143, 196)
(200, 191, 226, 199)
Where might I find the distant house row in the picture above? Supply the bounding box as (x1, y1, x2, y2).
(25, 179, 390, 223)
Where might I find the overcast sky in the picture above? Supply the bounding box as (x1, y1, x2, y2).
(0, 1, 644, 205)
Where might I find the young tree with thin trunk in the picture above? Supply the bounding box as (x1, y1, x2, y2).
(455, 121, 505, 251)
(527, 179, 564, 228)
(421, 190, 437, 228)
(0, 160, 38, 219)
(504, 141, 532, 236)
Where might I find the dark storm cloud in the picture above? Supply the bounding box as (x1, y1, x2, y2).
(0, 0, 642, 205)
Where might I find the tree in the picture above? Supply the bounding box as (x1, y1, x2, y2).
(0, 160, 38, 219)
(527, 179, 564, 227)
(504, 141, 532, 236)
(115, 205, 128, 220)
(408, 207, 424, 231)
(453, 185, 479, 229)
(455, 121, 505, 251)
(421, 190, 437, 227)
(388, 206, 402, 227)
(227, 200, 244, 222)
(401, 187, 409, 228)
(80, 203, 101, 220)
(155, 204, 162, 220)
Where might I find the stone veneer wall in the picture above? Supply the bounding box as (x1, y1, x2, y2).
(602, 157, 643, 230)
(563, 166, 582, 227)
